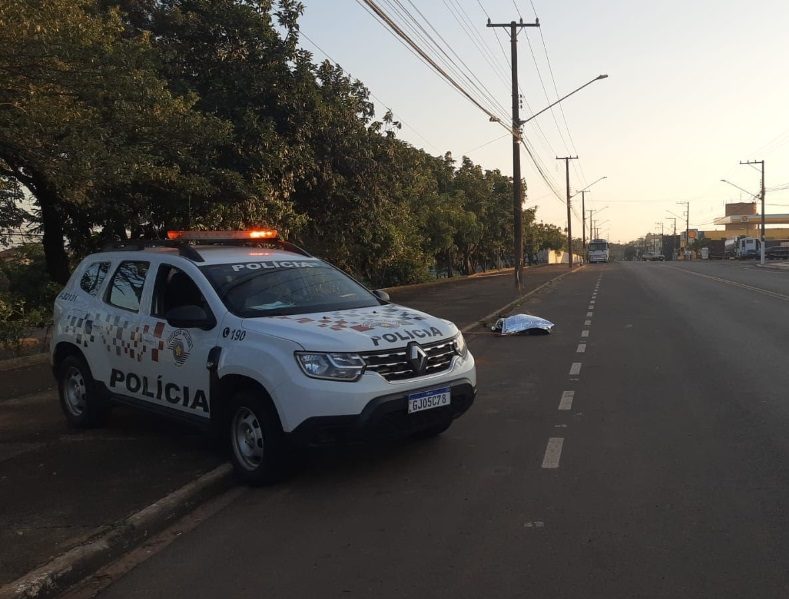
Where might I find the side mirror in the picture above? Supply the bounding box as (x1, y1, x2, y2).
(165, 305, 215, 330)
(373, 289, 390, 303)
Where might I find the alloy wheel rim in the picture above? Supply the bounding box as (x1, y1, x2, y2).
(64, 367, 87, 416)
(232, 407, 264, 471)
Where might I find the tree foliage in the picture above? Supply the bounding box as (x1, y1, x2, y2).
(1, 0, 563, 288)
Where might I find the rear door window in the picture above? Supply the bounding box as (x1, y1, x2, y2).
(79, 261, 111, 296)
(106, 261, 150, 312)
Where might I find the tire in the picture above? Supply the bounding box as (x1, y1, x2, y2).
(57, 354, 109, 428)
(410, 418, 453, 440)
(228, 390, 288, 485)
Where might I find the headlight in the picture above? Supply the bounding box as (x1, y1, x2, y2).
(295, 352, 366, 382)
(454, 332, 468, 358)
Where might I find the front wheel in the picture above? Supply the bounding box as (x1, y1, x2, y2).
(228, 390, 288, 485)
(57, 354, 109, 428)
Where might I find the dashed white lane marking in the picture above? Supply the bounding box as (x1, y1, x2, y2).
(584, 319, 592, 326)
(569, 362, 582, 376)
(559, 390, 574, 410)
(576, 343, 586, 353)
(586, 311, 593, 317)
(581, 330, 589, 337)
(588, 304, 594, 309)
(542, 437, 565, 469)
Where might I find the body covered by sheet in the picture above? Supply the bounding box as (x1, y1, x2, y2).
(493, 314, 555, 335)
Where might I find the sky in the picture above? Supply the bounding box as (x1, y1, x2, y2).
(298, 0, 789, 243)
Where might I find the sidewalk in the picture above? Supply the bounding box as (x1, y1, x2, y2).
(0, 264, 575, 594)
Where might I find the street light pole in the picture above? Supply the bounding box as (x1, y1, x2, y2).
(519, 75, 609, 126)
(721, 178, 759, 200)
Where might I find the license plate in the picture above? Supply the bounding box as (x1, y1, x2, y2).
(407, 388, 451, 414)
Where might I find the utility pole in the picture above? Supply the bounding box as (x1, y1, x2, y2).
(740, 160, 766, 265)
(557, 156, 578, 268)
(655, 222, 664, 256)
(487, 17, 540, 290)
(677, 201, 689, 259)
(581, 190, 589, 251)
(588, 209, 594, 245)
(667, 217, 677, 260)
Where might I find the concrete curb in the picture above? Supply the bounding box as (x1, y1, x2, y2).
(382, 265, 551, 294)
(0, 464, 234, 599)
(382, 268, 514, 293)
(0, 353, 48, 373)
(461, 265, 585, 333)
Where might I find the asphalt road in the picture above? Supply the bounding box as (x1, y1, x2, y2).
(79, 261, 789, 597)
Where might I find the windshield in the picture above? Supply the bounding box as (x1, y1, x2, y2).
(589, 242, 608, 251)
(200, 260, 380, 318)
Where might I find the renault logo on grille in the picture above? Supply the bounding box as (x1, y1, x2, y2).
(407, 342, 428, 375)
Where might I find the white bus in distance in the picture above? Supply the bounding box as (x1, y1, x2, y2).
(587, 239, 610, 263)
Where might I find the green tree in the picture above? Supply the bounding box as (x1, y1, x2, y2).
(0, 0, 232, 282)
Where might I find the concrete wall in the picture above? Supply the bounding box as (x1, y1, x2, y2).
(538, 249, 585, 264)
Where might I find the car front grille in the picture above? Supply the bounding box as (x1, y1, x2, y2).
(362, 338, 458, 381)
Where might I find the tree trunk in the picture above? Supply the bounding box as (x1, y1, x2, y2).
(30, 171, 71, 285)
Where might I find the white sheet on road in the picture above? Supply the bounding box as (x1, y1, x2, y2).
(493, 314, 555, 335)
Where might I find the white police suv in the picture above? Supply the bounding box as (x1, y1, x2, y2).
(51, 230, 476, 483)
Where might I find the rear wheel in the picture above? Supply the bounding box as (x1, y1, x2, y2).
(57, 355, 109, 428)
(228, 390, 288, 485)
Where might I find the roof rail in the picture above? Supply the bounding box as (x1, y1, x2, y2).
(101, 238, 312, 261)
(101, 240, 204, 262)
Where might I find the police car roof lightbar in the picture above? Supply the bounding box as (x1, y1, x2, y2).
(166, 229, 279, 241)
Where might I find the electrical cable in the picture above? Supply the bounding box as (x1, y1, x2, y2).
(356, 0, 513, 129)
(444, 0, 512, 88)
(299, 31, 441, 152)
(388, 0, 512, 121)
(527, 0, 587, 186)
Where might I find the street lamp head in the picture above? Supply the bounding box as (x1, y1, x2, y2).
(596, 74, 609, 80)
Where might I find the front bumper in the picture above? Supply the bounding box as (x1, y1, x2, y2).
(289, 379, 476, 446)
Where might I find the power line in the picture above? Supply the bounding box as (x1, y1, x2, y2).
(527, 0, 587, 186)
(521, 26, 576, 172)
(441, 0, 512, 89)
(387, 0, 511, 121)
(299, 31, 441, 152)
(463, 133, 510, 155)
(356, 0, 512, 129)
